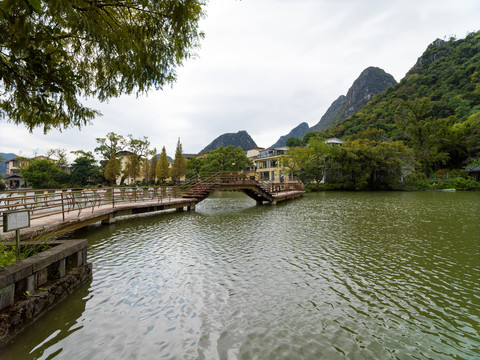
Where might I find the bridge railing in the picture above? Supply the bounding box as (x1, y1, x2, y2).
(0, 186, 185, 222)
(182, 171, 304, 194)
(0, 172, 305, 222)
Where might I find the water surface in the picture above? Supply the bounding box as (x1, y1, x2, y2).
(3, 191, 480, 359)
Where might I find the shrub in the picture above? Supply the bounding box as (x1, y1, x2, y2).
(433, 176, 480, 190)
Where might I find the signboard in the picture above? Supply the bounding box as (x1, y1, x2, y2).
(3, 210, 30, 232)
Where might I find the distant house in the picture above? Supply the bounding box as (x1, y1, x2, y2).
(4, 174, 25, 189)
(253, 147, 292, 182)
(5, 157, 29, 176)
(465, 163, 480, 181)
(324, 137, 344, 146)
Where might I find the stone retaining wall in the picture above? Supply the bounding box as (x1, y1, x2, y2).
(0, 239, 92, 347)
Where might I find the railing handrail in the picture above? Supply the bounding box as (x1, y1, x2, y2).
(0, 172, 304, 223)
(0, 185, 185, 221)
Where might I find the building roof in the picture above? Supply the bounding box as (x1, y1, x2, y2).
(4, 174, 23, 179)
(465, 164, 480, 173)
(325, 137, 344, 145)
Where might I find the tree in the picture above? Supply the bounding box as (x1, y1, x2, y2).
(95, 132, 128, 161)
(141, 158, 150, 184)
(285, 137, 333, 183)
(149, 154, 158, 184)
(199, 146, 252, 173)
(70, 153, 102, 186)
(397, 98, 450, 175)
(186, 156, 203, 179)
(0, 0, 206, 132)
(156, 146, 170, 183)
(21, 159, 69, 188)
(104, 151, 120, 185)
(127, 135, 154, 159)
(47, 148, 68, 166)
(127, 154, 141, 184)
(332, 139, 411, 190)
(286, 137, 302, 147)
(170, 139, 186, 182)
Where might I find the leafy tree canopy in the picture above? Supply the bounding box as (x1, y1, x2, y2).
(21, 159, 69, 188)
(95, 132, 128, 160)
(70, 154, 102, 186)
(0, 0, 206, 132)
(200, 146, 252, 173)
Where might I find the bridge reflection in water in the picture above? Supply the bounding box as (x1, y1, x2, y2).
(0, 172, 304, 241)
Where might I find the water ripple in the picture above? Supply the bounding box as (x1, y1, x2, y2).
(3, 192, 480, 360)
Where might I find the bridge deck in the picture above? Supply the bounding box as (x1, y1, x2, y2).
(0, 197, 196, 242)
(1, 189, 304, 242)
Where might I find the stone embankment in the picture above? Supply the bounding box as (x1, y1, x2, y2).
(0, 239, 91, 347)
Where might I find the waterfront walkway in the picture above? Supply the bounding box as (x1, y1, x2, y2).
(1, 172, 304, 241)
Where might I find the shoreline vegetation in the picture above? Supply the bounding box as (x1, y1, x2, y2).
(305, 176, 480, 192)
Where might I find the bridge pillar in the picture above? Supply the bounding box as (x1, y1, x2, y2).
(101, 214, 116, 225)
(187, 203, 196, 211)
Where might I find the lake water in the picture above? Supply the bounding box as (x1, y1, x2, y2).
(3, 191, 480, 359)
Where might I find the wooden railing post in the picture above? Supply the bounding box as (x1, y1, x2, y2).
(61, 190, 65, 221)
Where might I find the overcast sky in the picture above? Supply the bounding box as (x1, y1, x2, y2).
(1, 0, 479, 161)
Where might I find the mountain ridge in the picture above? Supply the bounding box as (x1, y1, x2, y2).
(199, 130, 258, 154)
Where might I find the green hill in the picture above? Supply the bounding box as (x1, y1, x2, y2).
(311, 66, 397, 132)
(199, 130, 257, 154)
(326, 31, 480, 169)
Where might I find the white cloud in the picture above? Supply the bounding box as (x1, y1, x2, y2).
(1, 0, 479, 160)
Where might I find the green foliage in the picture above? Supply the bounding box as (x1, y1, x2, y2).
(126, 155, 141, 183)
(141, 158, 150, 184)
(0, 240, 51, 268)
(329, 139, 411, 190)
(70, 154, 102, 186)
(170, 139, 186, 182)
(327, 32, 480, 171)
(394, 178, 432, 191)
(95, 132, 128, 161)
(186, 156, 202, 179)
(0, 241, 17, 268)
(194, 146, 252, 174)
(285, 137, 302, 147)
(0, 0, 206, 132)
(396, 98, 451, 175)
(149, 154, 158, 183)
(156, 146, 170, 183)
(285, 137, 333, 184)
(21, 159, 69, 188)
(432, 176, 480, 191)
(104, 151, 119, 184)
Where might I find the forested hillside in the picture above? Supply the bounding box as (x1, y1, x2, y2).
(311, 67, 397, 132)
(326, 31, 480, 169)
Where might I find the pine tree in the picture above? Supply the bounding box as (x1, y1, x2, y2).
(129, 155, 141, 183)
(142, 158, 150, 184)
(171, 139, 186, 183)
(104, 151, 119, 185)
(156, 146, 170, 183)
(149, 155, 158, 184)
